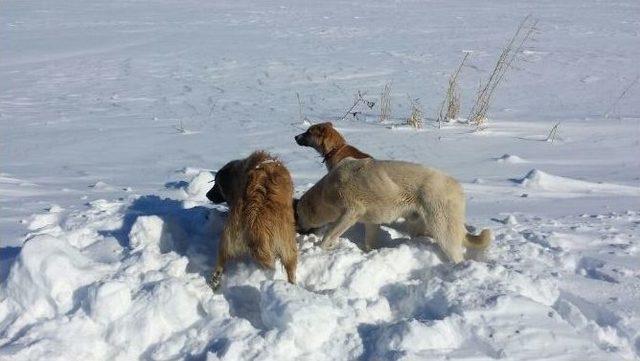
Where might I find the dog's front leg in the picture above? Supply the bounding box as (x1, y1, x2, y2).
(320, 210, 359, 250)
(209, 221, 236, 291)
(209, 239, 227, 291)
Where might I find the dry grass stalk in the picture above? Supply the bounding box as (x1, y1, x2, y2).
(406, 96, 423, 129)
(604, 75, 639, 119)
(468, 16, 538, 128)
(340, 90, 375, 121)
(379, 82, 392, 123)
(296, 92, 309, 123)
(438, 52, 469, 127)
(546, 122, 561, 142)
(175, 120, 187, 133)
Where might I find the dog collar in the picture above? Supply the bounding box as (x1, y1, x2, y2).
(322, 144, 347, 164)
(255, 159, 279, 169)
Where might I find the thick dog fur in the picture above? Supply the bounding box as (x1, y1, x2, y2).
(294, 122, 371, 171)
(295, 158, 492, 263)
(206, 151, 297, 290)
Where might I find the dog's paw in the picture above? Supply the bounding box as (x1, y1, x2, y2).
(320, 239, 338, 250)
(208, 271, 223, 291)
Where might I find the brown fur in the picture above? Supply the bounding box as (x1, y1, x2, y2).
(206, 151, 297, 290)
(294, 122, 371, 171)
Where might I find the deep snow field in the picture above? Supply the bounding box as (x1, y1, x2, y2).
(1, 0, 640, 360)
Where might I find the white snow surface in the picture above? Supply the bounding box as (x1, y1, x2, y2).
(2, 0, 640, 360)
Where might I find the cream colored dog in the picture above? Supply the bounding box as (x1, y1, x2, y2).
(295, 158, 491, 263)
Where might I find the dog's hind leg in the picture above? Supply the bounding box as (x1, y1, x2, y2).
(320, 210, 359, 250)
(364, 223, 380, 251)
(281, 249, 297, 284)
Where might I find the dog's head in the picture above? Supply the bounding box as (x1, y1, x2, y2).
(294, 122, 344, 155)
(206, 160, 243, 205)
(292, 197, 320, 235)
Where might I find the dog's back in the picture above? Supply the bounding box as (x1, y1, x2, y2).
(242, 152, 297, 278)
(328, 158, 456, 219)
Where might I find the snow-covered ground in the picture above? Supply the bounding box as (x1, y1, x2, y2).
(1, 0, 639, 359)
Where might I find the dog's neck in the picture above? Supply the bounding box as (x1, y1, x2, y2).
(322, 143, 348, 169)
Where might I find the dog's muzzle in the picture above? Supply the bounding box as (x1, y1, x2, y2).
(294, 134, 308, 146)
(206, 185, 226, 204)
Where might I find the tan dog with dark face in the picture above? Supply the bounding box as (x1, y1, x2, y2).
(294, 122, 371, 171)
(206, 151, 297, 290)
(296, 158, 491, 263)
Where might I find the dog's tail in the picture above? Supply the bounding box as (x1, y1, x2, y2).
(244, 166, 277, 268)
(464, 229, 492, 250)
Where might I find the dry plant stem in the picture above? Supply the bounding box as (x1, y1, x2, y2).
(438, 52, 469, 127)
(604, 75, 639, 119)
(175, 120, 186, 133)
(546, 122, 560, 142)
(379, 82, 392, 123)
(468, 16, 537, 128)
(340, 91, 375, 121)
(296, 92, 307, 123)
(406, 96, 423, 129)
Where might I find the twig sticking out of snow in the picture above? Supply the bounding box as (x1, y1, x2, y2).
(379, 81, 392, 123)
(546, 122, 561, 142)
(175, 120, 187, 133)
(296, 92, 309, 123)
(340, 90, 375, 121)
(468, 15, 538, 129)
(406, 95, 423, 129)
(438, 52, 469, 127)
(604, 75, 639, 119)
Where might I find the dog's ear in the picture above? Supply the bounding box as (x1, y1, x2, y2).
(317, 122, 333, 135)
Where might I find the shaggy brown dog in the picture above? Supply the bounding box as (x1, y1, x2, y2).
(294, 122, 371, 171)
(206, 151, 297, 290)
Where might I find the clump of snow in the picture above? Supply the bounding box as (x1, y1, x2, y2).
(500, 214, 518, 225)
(86, 281, 132, 324)
(2, 235, 109, 321)
(27, 205, 64, 231)
(128, 215, 174, 253)
(260, 281, 346, 352)
(373, 318, 465, 356)
(166, 170, 215, 207)
(177, 167, 211, 177)
(184, 171, 215, 201)
(89, 181, 113, 191)
(496, 153, 527, 163)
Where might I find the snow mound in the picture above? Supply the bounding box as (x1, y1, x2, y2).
(128, 215, 175, 253)
(496, 153, 527, 163)
(89, 181, 113, 191)
(2, 235, 111, 321)
(260, 281, 351, 354)
(184, 171, 215, 200)
(373, 317, 465, 356)
(514, 169, 640, 196)
(166, 170, 215, 206)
